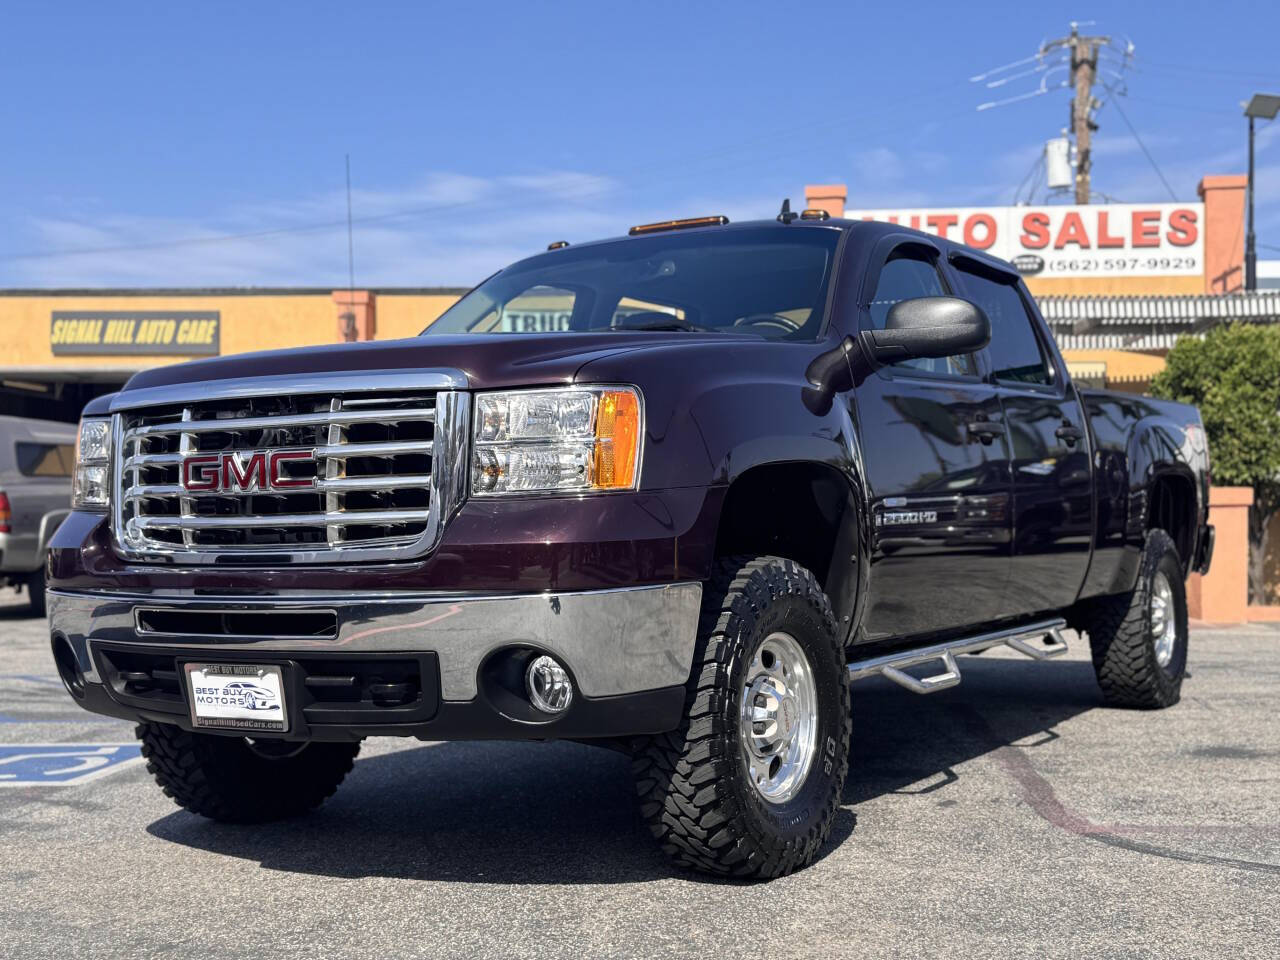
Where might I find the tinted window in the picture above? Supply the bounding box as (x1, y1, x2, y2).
(499, 285, 576, 334)
(424, 227, 839, 341)
(868, 251, 976, 376)
(16, 442, 75, 477)
(954, 267, 1050, 385)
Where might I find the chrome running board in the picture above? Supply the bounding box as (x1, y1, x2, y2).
(846, 618, 1069, 695)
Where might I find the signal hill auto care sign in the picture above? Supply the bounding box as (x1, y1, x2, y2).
(845, 202, 1204, 278)
(50, 310, 220, 355)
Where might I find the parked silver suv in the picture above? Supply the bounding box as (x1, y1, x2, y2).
(1, 415, 76, 616)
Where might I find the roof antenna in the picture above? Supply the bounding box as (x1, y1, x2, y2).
(777, 198, 798, 224)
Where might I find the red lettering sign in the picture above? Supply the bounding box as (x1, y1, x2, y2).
(1020, 212, 1050, 249)
(1054, 212, 1090, 249)
(1132, 210, 1161, 247)
(1097, 212, 1124, 248)
(926, 213, 958, 239)
(1167, 208, 1198, 247)
(963, 213, 997, 250)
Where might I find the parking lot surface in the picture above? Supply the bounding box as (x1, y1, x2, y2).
(2, 593, 1277, 959)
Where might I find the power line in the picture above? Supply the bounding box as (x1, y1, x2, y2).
(1119, 92, 1237, 117)
(1126, 58, 1280, 82)
(1101, 81, 1179, 201)
(1041, 24, 1120, 203)
(1011, 150, 1044, 205)
(972, 22, 1133, 203)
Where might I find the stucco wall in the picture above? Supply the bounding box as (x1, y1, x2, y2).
(0, 290, 465, 374)
(376, 293, 461, 340)
(2, 292, 336, 369)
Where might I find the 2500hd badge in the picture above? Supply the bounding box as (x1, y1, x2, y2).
(48, 210, 1211, 879)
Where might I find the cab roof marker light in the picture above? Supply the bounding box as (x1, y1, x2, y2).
(628, 216, 730, 236)
(547, 240, 570, 250)
(800, 208, 830, 221)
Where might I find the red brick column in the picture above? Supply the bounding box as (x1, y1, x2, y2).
(333, 290, 376, 341)
(1198, 175, 1246, 294)
(1187, 485, 1252, 623)
(804, 184, 847, 219)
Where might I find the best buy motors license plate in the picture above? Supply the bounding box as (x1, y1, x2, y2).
(185, 663, 289, 732)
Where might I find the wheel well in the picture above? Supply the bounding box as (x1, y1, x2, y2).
(714, 462, 859, 633)
(1148, 473, 1196, 572)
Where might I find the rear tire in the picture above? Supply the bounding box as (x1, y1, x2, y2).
(1082, 528, 1188, 709)
(632, 556, 851, 878)
(137, 722, 359, 823)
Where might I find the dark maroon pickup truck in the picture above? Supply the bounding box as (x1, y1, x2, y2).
(48, 213, 1212, 878)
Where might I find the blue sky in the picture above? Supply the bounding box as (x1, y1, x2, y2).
(1, 0, 1277, 288)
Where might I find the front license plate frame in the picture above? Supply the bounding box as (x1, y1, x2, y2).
(184, 662, 290, 733)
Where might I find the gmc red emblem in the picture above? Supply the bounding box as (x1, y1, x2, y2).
(182, 451, 314, 493)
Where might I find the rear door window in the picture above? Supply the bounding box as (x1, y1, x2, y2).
(953, 267, 1051, 386)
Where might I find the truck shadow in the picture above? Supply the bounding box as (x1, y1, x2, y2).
(145, 656, 1102, 885)
(846, 655, 1101, 803)
(0, 600, 40, 620)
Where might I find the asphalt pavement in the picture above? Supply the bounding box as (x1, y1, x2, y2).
(1, 592, 1277, 959)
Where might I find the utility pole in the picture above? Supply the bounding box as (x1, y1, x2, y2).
(1042, 23, 1110, 204)
(1247, 114, 1256, 290)
(1244, 95, 1280, 291)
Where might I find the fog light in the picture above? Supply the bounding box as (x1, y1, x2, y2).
(525, 655, 573, 714)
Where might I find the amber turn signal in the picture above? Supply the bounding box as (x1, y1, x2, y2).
(594, 389, 641, 489)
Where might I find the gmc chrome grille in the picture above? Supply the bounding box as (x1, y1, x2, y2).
(113, 388, 468, 564)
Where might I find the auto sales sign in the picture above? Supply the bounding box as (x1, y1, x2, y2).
(844, 202, 1203, 278)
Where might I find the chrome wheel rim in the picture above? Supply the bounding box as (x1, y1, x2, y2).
(739, 631, 819, 804)
(1151, 571, 1177, 668)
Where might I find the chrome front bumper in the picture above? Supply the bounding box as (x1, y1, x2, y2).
(48, 582, 702, 702)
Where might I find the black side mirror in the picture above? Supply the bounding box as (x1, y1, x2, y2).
(860, 296, 990, 365)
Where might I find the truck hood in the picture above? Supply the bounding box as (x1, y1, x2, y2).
(118, 331, 761, 397)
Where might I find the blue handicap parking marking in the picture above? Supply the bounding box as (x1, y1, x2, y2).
(0, 744, 144, 786)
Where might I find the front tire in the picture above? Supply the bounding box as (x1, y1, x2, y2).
(137, 722, 359, 823)
(632, 556, 851, 878)
(1082, 528, 1188, 709)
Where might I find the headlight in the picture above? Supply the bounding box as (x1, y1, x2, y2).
(73, 418, 112, 510)
(471, 386, 642, 495)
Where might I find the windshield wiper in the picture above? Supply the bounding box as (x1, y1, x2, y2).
(607, 317, 711, 333)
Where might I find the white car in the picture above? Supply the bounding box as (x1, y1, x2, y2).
(0, 415, 76, 616)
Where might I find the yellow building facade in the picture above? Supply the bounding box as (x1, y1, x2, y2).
(0, 288, 464, 421)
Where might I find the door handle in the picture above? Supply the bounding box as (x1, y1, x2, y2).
(1055, 423, 1084, 446)
(967, 420, 1004, 444)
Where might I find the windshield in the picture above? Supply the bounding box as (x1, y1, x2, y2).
(422, 226, 840, 340)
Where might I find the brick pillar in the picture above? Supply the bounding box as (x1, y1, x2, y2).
(1198, 174, 1247, 294)
(804, 184, 847, 219)
(332, 290, 376, 341)
(1187, 485, 1253, 623)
